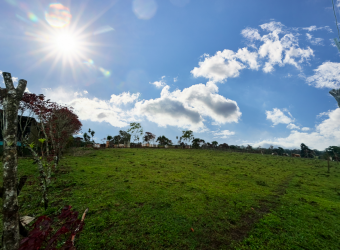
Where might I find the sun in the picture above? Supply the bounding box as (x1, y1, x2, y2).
(53, 32, 78, 53)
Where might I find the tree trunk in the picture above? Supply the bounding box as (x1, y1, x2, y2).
(25, 143, 49, 210)
(1, 72, 27, 250)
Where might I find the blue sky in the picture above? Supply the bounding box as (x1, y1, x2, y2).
(1, 0, 340, 150)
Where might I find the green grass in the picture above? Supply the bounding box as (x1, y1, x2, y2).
(1, 148, 340, 249)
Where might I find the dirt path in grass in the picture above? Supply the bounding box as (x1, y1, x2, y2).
(224, 174, 295, 249)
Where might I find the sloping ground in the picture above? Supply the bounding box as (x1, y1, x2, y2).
(1, 148, 339, 249)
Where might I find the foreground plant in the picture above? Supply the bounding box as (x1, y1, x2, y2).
(19, 206, 88, 250)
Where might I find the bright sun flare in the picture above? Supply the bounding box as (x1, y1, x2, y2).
(53, 32, 78, 53)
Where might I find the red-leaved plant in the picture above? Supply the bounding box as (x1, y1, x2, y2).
(19, 206, 88, 250)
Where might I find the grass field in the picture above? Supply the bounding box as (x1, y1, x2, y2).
(1, 147, 340, 249)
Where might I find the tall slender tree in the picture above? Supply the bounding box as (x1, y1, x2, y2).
(181, 130, 194, 146)
(127, 122, 143, 145)
(1, 72, 27, 250)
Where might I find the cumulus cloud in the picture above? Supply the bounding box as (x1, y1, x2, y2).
(191, 48, 259, 83)
(242, 21, 314, 73)
(42, 87, 139, 128)
(109, 91, 140, 105)
(212, 129, 235, 139)
(306, 62, 340, 88)
(257, 26, 314, 73)
(286, 123, 300, 130)
(192, 21, 315, 83)
(301, 127, 310, 131)
(266, 108, 294, 126)
(150, 76, 166, 88)
(133, 81, 242, 131)
(42, 81, 241, 132)
(241, 28, 261, 41)
(250, 108, 340, 150)
(306, 33, 324, 45)
(174, 77, 178, 82)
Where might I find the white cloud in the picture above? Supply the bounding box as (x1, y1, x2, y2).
(260, 21, 284, 32)
(74, 90, 89, 98)
(174, 77, 178, 82)
(301, 127, 310, 131)
(306, 62, 340, 88)
(133, 81, 242, 131)
(257, 24, 314, 72)
(42, 81, 242, 133)
(317, 110, 331, 118)
(250, 108, 340, 150)
(286, 123, 300, 130)
(42, 87, 139, 128)
(212, 130, 235, 139)
(306, 33, 324, 45)
(241, 28, 261, 41)
(266, 108, 294, 126)
(285, 73, 292, 78)
(192, 21, 315, 83)
(109, 91, 140, 105)
(302, 25, 332, 33)
(24, 87, 30, 93)
(150, 76, 166, 88)
(12, 76, 18, 83)
(191, 48, 259, 83)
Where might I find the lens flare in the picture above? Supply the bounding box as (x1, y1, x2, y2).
(27, 12, 38, 22)
(84, 59, 111, 77)
(99, 67, 111, 77)
(45, 3, 72, 28)
(132, 0, 157, 20)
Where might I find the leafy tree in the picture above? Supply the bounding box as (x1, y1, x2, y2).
(181, 130, 194, 146)
(211, 141, 218, 148)
(119, 130, 131, 144)
(192, 138, 205, 149)
(127, 122, 143, 144)
(220, 143, 229, 149)
(156, 135, 172, 146)
(107, 135, 113, 141)
(276, 147, 284, 156)
(300, 143, 314, 158)
(113, 135, 122, 145)
(88, 128, 95, 143)
(325, 146, 340, 158)
(143, 132, 156, 144)
(83, 132, 91, 143)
